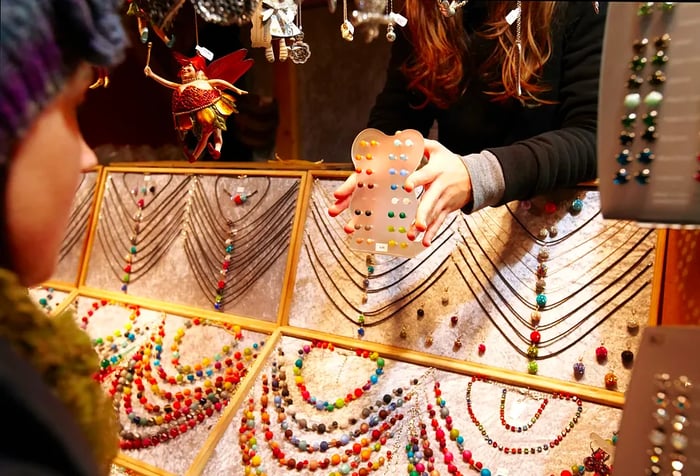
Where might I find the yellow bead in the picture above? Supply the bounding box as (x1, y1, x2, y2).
(251, 455, 262, 467)
(370, 352, 378, 361)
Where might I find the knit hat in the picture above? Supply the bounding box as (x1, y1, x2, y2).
(0, 0, 128, 164)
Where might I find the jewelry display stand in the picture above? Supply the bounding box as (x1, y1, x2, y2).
(289, 175, 659, 394)
(82, 167, 305, 322)
(33, 162, 668, 476)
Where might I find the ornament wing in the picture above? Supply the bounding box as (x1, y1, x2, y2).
(205, 49, 254, 84)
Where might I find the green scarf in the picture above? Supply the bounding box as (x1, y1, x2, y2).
(0, 269, 118, 475)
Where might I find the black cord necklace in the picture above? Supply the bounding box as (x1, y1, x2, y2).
(59, 173, 96, 263)
(302, 239, 450, 334)
(308, 198, 456, 294)
(183, 178, 300, 311)
(459, 217, 656, 312)
(504, 202, 602, 247)
(97, 174, 191, 291)
(452, 247, 653, 359)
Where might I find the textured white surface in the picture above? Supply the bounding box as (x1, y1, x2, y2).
(27, 286, 72, 316)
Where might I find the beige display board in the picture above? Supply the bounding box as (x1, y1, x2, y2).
(288, 173, 662, 395)
(597, 3, 700, 225)
(36, 164, 673, 475)
(80, 166, 307, 325)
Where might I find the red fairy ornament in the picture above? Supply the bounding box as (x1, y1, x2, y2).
(144, 43, 253, 162)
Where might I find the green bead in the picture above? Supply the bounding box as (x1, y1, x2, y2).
(295, 358, 303, 368)
(358, 315, 365, 324)
(122, 274, 130, 283)
(376, 357, 385, 367)
(638, 2, 654, 15)
(624, 93, 641, 109)
(39, 298, 48, 306)
(130, 246, 137, 254)
(399, 212, 406, 219)
(388, 211, 395, 218)
(643, 111, 658, 126)
(661, 2, 675, 11)
(644, 91, 663, 107)
(652, 51, 668, 66)
(528, 361, 539, 374)
(630, 55, 647, 71)
(367, 265, 375, 274)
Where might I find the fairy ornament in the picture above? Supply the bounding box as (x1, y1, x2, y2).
(143, 43, 254, 162)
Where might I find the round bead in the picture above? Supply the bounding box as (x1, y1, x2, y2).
(536, 294, 547, 307)
(530, 311, 541, 325)
(528, 361, 538, 374)
(478, 343, 486, 354)
(530, 331, 541, 344)
(644, 91, 663, 107)
(624, 93, 641, 108)
(596, 346, 608, 361)
(527, 345, 539, 358)
(621, 350, 635, 366)
(544, 202, 557, 214)
(450, 315, 458, 326)
(605, 372, 618, 389)
(573, 362, 585, 378)
(570, 198, 584, 213)
(627, 319, 640, 333)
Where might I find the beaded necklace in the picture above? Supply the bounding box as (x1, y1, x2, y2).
(270, 352, 407, 461)
(239, 363, 400, 475)
(183, 176, 299, 311)
(452, 249, 652, 361)
(292, 341, 386, 412)
(464, 376, 583, 455)
(31, 286, 57, 315)
(98, 173, 191, 292)
(78, 299, 143, 376)
(109, 316, 263, 450)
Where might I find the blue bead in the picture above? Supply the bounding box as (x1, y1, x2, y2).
(390, 184, 398, 190)
(536, 294, 547, 307)
(481, 469, 491, 476)
(370, 375, 378, 384)
(570, 198, 584, 213)
(613, 169, 630, 185)
(358, 328, 365, 336)
(120, 284, 128, 292)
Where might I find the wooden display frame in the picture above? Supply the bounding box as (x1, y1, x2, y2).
(39, 163, 670, 476)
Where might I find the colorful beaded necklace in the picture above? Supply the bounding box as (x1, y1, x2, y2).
(107, 316, 263, 450)
(465, 376, 583, 455)
(293, 341, 386, 411)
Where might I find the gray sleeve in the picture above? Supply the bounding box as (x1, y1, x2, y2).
(460, 150, 506, 214)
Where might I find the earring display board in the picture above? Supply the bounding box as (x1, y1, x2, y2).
(69, 293, 270, 476)
(82, 168, 304, 322)
(614, 326, 699, 475)
(597, 2, 700, 225)
(200, 334, 622, 476)
(288, 176, 659, 394)
(51, 169, 102, 285)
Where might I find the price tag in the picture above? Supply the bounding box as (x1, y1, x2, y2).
(195, 45, 214, 61)
(505, 6, 521, 25)
(375, 243, 388, 253)
(236, 186, 245, 193)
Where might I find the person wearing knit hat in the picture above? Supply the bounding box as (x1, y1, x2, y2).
(0, 1, 128, 475)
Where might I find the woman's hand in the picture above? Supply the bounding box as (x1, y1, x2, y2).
(327, 173, 358, 234)
(405, 139, 472, 246)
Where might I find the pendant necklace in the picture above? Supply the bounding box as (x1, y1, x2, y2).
(60, 173, 96, 263)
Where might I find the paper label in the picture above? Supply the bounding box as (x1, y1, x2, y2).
(505, 6, 521, 25)
(375, 243, 388, 253)
(390, 12, 408, 27)
(195, 45, 214, 61)
(236, 186, 245, 193)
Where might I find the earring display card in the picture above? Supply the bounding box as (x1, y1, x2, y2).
(597, 3, 700, 225)
(52, 170, 100, 284)
(202, 335, 623, 476)
(84, 170, 302, 321)
(289, 178, 657, 393)
(70, 294, 269, 475)
(346, 128, 426, 258)
(614, 326, 699, 475)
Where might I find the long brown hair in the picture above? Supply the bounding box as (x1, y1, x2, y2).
(401, 1, 557, 109)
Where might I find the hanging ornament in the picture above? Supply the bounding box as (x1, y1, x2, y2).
(251, 0, 301, 62)
(289, 0, 311, 64)
(125, 0, 183, 47)
(192, 0, 259, 26)
(143, 43, 253, 162)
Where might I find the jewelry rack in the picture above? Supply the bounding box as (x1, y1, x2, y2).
(37, 163, 675, 476)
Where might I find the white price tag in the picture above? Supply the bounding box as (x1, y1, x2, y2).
(195, 45, 214, 61)
(505, 6, 521, 25)
(375, 243, 388, 253)
(390, 12, 408, 27)
(236, 186, 245, 193)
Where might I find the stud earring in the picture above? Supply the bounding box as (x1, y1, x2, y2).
(596, 343, 608, 363)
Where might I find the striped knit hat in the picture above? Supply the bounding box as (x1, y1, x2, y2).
(0, 0, 128, 164)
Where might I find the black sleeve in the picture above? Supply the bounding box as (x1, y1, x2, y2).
(488, 2, 606, 204)
(367, 30, 436, 137)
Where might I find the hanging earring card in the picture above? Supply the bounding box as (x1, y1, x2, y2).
(597, 3, 700, 226)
